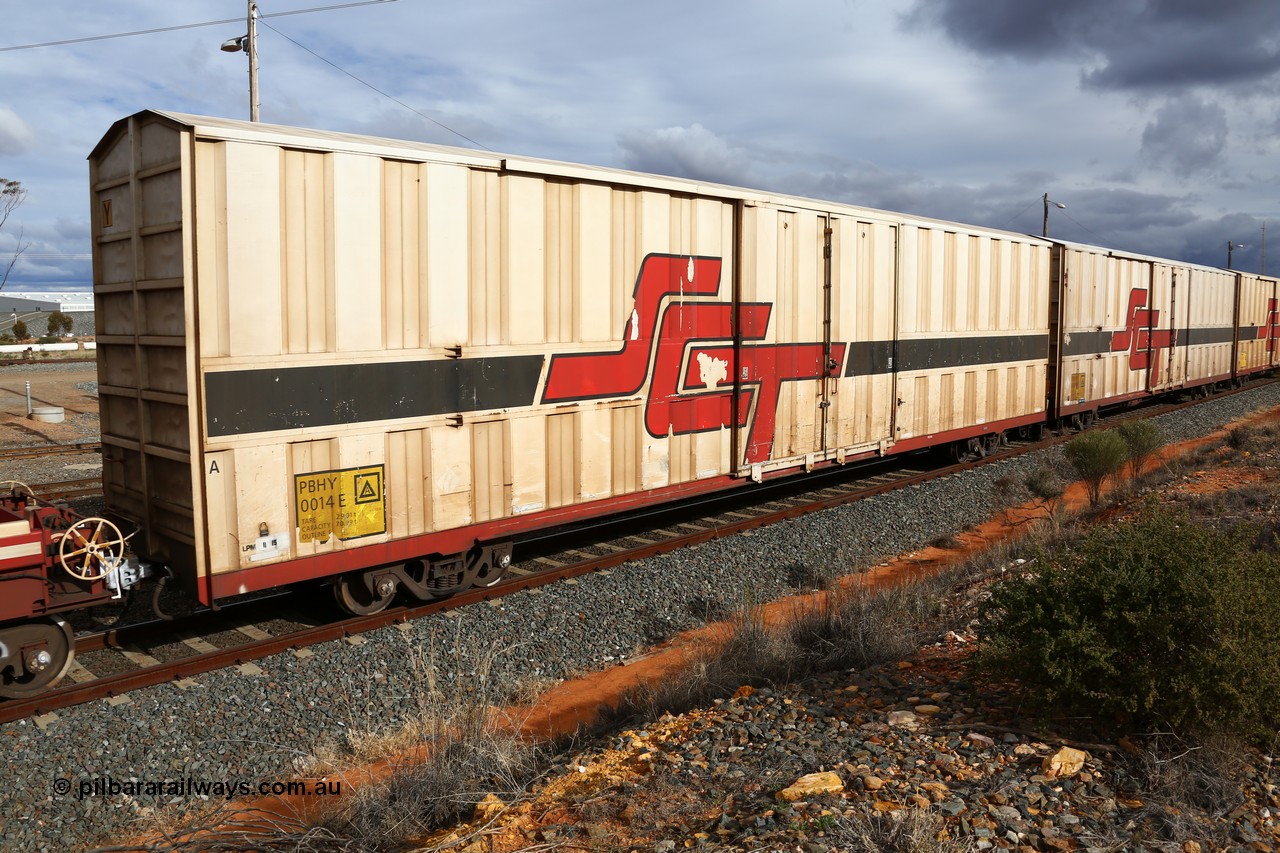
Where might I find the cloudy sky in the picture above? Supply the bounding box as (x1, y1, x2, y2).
(2, 0, 1278, 290)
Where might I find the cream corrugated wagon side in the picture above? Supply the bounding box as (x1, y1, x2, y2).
(1, 110, 1270, 699)
(1048, 240, 1263, 425)
(87, 111, 1053, 616)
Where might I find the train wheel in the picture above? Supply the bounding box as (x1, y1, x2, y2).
(333, 571, 397, 616)
(470, 544, 513, 589)
(0, 617, 74, 699)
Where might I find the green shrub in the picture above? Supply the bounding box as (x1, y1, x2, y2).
(1063, 428, 1129, 506)
(978, 501, 1280, 742)
(1024, 466, 1066, 525)
(46, 311, 73, 336)
(1117, 419, 1165, 478)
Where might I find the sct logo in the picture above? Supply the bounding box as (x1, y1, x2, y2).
(542, 254, 843, 465)
(1110, 289, 1173, 381)
(1261, 298, 1280, 353)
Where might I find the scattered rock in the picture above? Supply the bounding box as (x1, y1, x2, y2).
(1042, 746, 1088, 778)
(778, 771, 844, 802)
(886, 710, 920, 728)
(473, 793, 505, 822)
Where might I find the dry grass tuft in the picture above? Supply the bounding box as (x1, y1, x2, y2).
(111, 631, 549, 853)
(827, 804, 975, 852)
(613, 569, 961, 723)
(318, 634, 545, 847)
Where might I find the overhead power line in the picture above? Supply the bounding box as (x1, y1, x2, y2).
(4, 1, 487, 153)
(257, 19, 491, 151)
(0, 1, 397, 52)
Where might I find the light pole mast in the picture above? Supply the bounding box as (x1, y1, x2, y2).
(1042, 192, 1065, 238)
(1262, 222, 1267, 276)
(1228, 240, 1246, 271)
(248, 0, 260, 122)
(222, 0, 260, 121)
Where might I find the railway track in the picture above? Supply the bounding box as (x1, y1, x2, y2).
(0, 480, 104, 503)
(29, 476, 102, 501)
(0, 441, 101, 463)
(1, 379, 1272, 724)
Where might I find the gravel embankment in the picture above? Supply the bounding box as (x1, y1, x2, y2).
(3, 383, 1280, 852)
(2, 312, 98, 340)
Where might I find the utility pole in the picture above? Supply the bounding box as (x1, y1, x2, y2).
(221, 0, 260, 121)
(1042, 192, 1065, 238)
(1228, 240, 1246, 271)
(1262, 222, 1267, 276)
(248, 0, 259, 122)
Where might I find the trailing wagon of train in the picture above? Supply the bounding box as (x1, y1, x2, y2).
(2, 109, 1277, 697)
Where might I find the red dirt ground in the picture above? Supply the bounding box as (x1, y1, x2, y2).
(219, 404, 1280, 842)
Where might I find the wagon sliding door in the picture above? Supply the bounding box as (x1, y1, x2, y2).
(1237, 273, 1279, 375)
(827, 217, 898, 457)
(1149, 263, 1182, 393)
(734, 204, 839, 475)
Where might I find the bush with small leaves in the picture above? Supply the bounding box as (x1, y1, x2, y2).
(1063, 428, 1129, 506)
(1025, 466, 1064, 505)
(1118, 420, 1165, 478)
(978, 501, 1280, 742)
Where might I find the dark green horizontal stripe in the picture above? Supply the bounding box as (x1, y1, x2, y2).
(845, 334, 1048, 377)
(1065, 325, 1246, 356)
(1183, 326, 1237, 346)
(845, 341, 894, 376)
(205, 355, 545, 437)
(1062, 331, 1112, 357)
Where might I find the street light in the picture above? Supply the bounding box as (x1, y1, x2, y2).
(1227, 240, 1247, 270)
(1042, 192, 1066, 238)
(221, 0, 259, 121)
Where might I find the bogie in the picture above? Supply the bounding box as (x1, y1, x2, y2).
(330, 543, 515, 616)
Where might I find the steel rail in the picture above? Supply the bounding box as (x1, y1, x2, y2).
(30, 477, 102, 501)
(0, 442, 102, 462)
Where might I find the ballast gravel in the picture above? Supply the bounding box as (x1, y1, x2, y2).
(3, 383, 1280, 852)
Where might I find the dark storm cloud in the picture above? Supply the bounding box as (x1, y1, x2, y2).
(1140, 96, 1228, 176)
(617, 124, 761, 188)
(907, 0, 1280, 91)
(902, 0, 1114, 60)
(766, 159, 1258, 270)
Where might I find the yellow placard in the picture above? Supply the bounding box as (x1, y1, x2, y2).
(1069, 372, 1086, 403)
(295, 465, 386, 543)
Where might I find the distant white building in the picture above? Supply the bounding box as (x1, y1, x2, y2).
(0, 292, 95, 313)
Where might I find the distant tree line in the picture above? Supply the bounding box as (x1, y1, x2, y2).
(1, 312, 74, 343)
